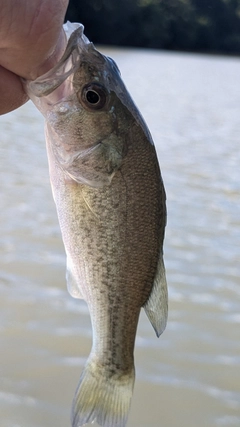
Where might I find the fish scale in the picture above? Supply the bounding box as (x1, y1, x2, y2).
(23, 21, 167, 427)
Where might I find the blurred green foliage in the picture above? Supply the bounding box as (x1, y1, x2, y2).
(65, 0, 240, 53)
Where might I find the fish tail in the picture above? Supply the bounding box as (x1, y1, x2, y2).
(71, 357, 135, 427)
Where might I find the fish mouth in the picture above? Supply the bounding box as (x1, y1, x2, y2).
(23, 23, 93, 98)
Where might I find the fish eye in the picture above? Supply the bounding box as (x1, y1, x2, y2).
(80, 83, 107, 110)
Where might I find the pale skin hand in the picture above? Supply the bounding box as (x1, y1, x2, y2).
(0, 0, 69, 115)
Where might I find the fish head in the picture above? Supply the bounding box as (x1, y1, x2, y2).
(23, 22, 146, 187)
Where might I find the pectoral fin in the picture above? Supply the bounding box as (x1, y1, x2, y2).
(61, 133, 126, 188)
(144, 256, 168, 337)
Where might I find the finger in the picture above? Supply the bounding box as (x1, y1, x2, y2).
(0, 65, 28, 115)
(0, 0, 69, 79)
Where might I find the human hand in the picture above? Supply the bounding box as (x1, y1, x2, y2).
(0, 0, 69, 114)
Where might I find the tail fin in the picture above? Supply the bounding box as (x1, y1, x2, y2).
(71, 358, 135, 427)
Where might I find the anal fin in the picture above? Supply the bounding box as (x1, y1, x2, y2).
(66, 253, 84, 299)
(144, 256, 168, 337)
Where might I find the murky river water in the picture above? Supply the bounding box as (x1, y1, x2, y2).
(0, 48, 240, 427)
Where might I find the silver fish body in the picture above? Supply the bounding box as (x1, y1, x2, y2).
(24, 22, 168, 427)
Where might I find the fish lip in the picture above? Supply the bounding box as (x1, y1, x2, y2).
(23, 24, 91, 98)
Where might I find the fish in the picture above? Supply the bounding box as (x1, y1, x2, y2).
(23, 21, 168, 427)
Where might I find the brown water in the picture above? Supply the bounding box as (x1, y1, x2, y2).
(0, 48, 240, 427)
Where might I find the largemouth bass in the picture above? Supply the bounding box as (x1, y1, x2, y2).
(23, 22, 168, 427)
